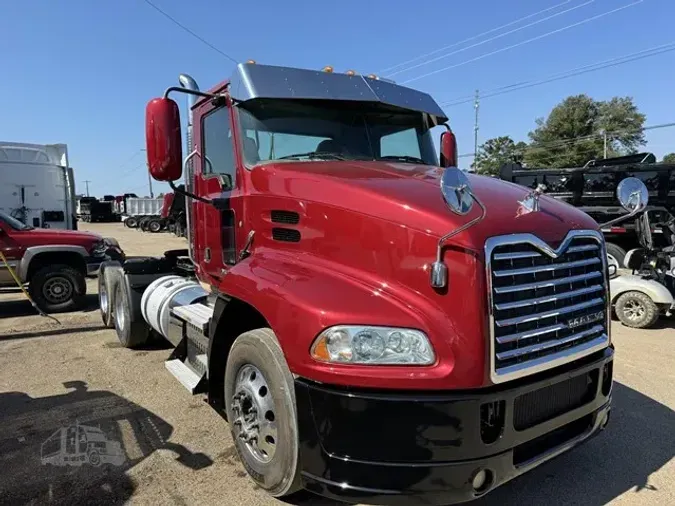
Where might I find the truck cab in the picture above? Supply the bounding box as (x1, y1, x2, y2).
(100, 63, 614, 505)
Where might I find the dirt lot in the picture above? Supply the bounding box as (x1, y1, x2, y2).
(0, 222, 673, 506)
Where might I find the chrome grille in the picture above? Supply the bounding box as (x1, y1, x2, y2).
(486, 231, 609, 383)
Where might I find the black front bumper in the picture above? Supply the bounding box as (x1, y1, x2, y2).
(295, 347, 614, 505)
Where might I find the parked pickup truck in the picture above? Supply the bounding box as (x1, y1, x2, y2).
(0, 209, 122, 312)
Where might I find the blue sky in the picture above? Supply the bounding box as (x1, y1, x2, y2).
(1, 0, 674, 197)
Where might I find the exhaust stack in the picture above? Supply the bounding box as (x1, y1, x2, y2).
(177, 73, 200, 263)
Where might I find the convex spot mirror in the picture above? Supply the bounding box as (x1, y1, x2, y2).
(617, 177, 649, 212)
(145, 97, 183, 182)
(440, 167, 474, 215)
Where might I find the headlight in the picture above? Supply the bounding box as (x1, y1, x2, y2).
(310, 325, 435, 365)
(91, 240, 107, 257)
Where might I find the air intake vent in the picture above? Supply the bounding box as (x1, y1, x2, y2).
(272, 228, 301, 243)
(271, 210, 300, 225)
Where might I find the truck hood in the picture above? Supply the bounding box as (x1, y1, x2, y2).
(250, 160, 599, 250)
(14, 227, 102, 246)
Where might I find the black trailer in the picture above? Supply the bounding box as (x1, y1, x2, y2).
(499, 153, 675, 265)
(79, 198, 119, 223)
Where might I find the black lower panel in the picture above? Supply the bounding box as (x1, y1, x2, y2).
(295, 347, 613, 505)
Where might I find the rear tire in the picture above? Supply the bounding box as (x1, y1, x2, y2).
(98, 262, 122, 328)
(615, 291, 659, 329)
(224, 328, 302, 497)
(113, 277, 150, 348)
(148, 219, 162, 233)
(606, 243, 627, 269)
(124, 217, 138, 228)
(29, 264, 86, 313)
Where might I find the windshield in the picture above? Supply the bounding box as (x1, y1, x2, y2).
(236, 99, 439, 167)
(0, 210, 32, 230)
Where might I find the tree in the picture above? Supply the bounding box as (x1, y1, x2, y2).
(662, 153, 675, 164)
(472, 136, 528, 176)
(523, 94, 646, 168)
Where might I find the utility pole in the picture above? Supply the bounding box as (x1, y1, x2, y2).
(83, 180, 91, 197)
(473, 89, 480, 162)
(602, 130, 608, 159)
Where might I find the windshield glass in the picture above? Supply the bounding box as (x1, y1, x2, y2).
(0, 210, 31, 230)
(236, 99, 439, 167)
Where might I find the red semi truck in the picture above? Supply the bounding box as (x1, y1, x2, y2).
(99, 63, 614, 504)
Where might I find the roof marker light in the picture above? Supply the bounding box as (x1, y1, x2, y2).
(323, 66, 334, 73)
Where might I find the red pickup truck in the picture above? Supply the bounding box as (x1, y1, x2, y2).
(0, 210, 121, 312)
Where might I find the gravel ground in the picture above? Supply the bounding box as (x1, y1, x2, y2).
(0, 223, 672, 506)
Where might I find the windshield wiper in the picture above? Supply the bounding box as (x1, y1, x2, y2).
(377, 155, 429, 165)
(277, 152, 346, 161)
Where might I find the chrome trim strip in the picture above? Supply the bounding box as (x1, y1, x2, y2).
(496, 322, 567, 345)
(485, 229, 610, 384)
(493, 243, 598, 261)
(495, 297, 605, 327)
(496, 325, 605, 360)
(493, 257, 601, 277)
(494, 284, 604, 311)
(493, 271, 602, 294)
(494, 335, 609, 379)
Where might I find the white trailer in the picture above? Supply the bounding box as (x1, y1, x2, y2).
(0, 142, 76, 230)
(122, 197, 164, 228)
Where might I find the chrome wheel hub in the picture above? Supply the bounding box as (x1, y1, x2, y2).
(100, 278, 108, 314)
(114, 290, 126, 332)
(231, 364, 278, 463)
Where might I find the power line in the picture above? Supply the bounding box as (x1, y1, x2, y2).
(388, 0, 594, 78)
(141, 0, 238, 64)
(401, 0, 645, 85)
(380, 0, 574, 74)
(440, 41, 675, 107)
(461, 120, 675, 160)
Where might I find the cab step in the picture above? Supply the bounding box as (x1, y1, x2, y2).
(165, 358, 206, 394)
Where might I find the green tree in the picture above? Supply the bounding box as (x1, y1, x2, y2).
(662, 153, 675, 163)
(472, 136, 528, 176)
(523, 94, 646, 168)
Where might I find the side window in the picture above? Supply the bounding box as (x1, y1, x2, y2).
(202, 107, 235, 180)
(380, 128, 422, 158)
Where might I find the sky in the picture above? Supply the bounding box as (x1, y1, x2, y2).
(1, 0, 674, 197)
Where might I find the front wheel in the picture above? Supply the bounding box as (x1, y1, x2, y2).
(615, 291, 660, 329)
(224, 328, 302, 497)
(148, 219, 162, 233)
(29, 264, 86, 313)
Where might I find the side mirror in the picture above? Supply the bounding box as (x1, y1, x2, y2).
(617, 177, 649, 212)
(439, 130, 457, 168)
(598, 177, 649, 228)
(145, 98, 183, 182)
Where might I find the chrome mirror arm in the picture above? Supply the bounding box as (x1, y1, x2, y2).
(430, 193, 487, 289)
(598, 192, 644, 229)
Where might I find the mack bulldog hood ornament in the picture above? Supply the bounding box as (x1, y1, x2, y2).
(517, 184, 547, 216)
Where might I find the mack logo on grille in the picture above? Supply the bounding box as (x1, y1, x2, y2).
(567, 311, 605, 329)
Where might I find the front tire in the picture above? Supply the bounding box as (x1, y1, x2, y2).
(29, 264, 86, 313)
(615, 291, 659, 328)
(224, 328, 302, 497)
(148, 219, 162, 233)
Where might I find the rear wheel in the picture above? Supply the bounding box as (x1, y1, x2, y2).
(98, 262, 122, 328)
(125, 217, 138, 228)
(148, 219, 162, 233)
(224, 328, 301, 497)
(113, 277, 150, 348)
(615, 291, 659, 329)
(29, 264, 86, 313)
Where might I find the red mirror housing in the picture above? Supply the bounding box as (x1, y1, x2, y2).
(145, 98, 183, 182)
(440, 130, 457, 168)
